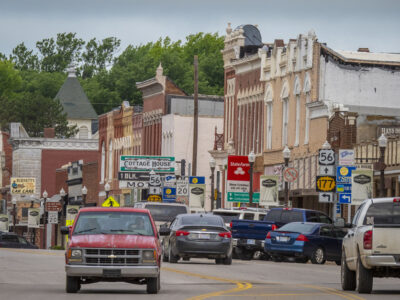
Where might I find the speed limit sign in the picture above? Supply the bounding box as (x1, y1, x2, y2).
(318, 149, 335, 165)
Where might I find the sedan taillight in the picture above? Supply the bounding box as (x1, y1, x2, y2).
(296, 234, 309, 242)
(266, 232, 271, 239)
(175, 230, 190, 237)
(363, 230, 373, 249)
(218, 232, 231, 238)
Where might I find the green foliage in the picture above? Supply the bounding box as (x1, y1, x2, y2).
(10, 43, 39, 71)
(0, 59, 22, 97)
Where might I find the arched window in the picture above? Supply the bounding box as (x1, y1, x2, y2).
(303, 73, 311, 145)
(108, 140, 113, 180)
(79, 125, 89, 139)
(101, 142, 105, 183)
(281, 80, 290, 147)
(294, 76, 301, 146)
(264, 83, 274, 150)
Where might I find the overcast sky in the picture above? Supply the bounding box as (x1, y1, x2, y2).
(1, 0, 399, 56)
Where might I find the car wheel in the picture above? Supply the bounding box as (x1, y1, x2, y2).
(335, 260, 341, 266)
(146, 274, 160, 294)
(295, 257, 309, 263)
(239, 250, 254, 260)
(356, 256, 373, 294)
(310, 247, 326, 264)
(223, 254, 232, 265)
(341, 251, 356, 291)
(66, 276, 80, 293)
(168, 246, 179, 264)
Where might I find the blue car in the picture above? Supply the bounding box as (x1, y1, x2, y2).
(265, 222, 347, 264)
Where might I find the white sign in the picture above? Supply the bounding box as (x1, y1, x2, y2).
(318, 149, 335, 165)
(149, 174, 161, 186)
(319, 165, 335, 176)
(0, 214, 9, 232)
(149, 186, 161, 195)
(48, 211, 58, 224)
(319, 192, 334, 203)
(177, 180, 189, 196)
(339, 149, 355, 165)
(28, 208, 40, 228)
(119, 181, 149, 189)
(352, 169, 373, 205)
(227, 180, 249, 193)
(259, 175, 279, 206)
(164, 175, 177, 187)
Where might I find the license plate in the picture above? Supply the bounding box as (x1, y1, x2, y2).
(199, 233, 210, 239)
(247, 239, 255, 245)
(103, 269, 121, 278)
(277, 236, 290, 242)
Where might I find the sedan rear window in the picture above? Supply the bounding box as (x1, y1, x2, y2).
(181, 216, 224, 226)
(278, 223, 317, 234)
(363, 202, 400, 225)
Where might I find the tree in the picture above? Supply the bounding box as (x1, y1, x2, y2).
(0, 60, 22, 98)
(10, 43, 39, 71)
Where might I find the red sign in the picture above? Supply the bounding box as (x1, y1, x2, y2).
(227, 156, 250, 181)
(45, 202, 62, 212)
(284, 168, 299, 183)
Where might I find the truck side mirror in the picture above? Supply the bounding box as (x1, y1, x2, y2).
(334, 218, 345, 228)
(61, 226, 71, 235)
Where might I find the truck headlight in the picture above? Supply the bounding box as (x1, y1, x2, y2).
(142, 249, 156, 263)
(67, 249, 82, 262)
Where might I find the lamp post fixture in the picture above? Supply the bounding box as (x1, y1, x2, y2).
(209, 157, 216, 211)
(11, 198, 17, 233)
(82, 186, 88, 206)
(248, 151, 256, 205)
(378, 133, 387, 197)
(282, 146, 291, 207)
(105, 182, 111, 200)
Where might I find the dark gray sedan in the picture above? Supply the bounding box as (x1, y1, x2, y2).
(159, 214, 232, 265)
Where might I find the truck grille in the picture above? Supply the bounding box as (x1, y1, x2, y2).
(84, 248, 141, 265)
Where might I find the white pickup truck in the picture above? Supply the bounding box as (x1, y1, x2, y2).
(341, 198, 400, 294)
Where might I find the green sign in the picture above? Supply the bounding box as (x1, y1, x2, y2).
(119, 156, 175, 173)
(227, 192, 260, 203)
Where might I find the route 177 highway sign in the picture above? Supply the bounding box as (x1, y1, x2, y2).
(316, 176, 336, 192)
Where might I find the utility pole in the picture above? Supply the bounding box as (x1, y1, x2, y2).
(192, 55, 198, 176)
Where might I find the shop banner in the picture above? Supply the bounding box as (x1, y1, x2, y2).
(28, 208, 40, 228)
(66, 205, 80, 226)
(11, 177, 36, 194)
(189, 184, 206, 208)
(352, 169, 373, 205)
(259, 175, 279, 206)
(0, 214, 9, 232)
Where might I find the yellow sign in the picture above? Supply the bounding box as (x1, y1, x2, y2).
(11, 177, 36, 194)
(316, 176, 336, 192)
(147, 195, 162, 202)
(165, 188, 172, 195)
(192, 178, 198, 184)
(102, 196, 120, 207)
(340, 167, 349, 176)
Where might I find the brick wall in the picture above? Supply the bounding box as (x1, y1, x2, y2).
(83, 162, 99, 206)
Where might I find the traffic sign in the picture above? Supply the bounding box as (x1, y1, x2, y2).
(164, 175, 177, 187)
(119, 155, 175, 173)
(316, 176, 336, 192)
(319, 192, 334, 203)
(318, 149, 335, 165)
(48, 211, 58, 224)
(162, 187, 176, 202)
(336, 203, 341, 214)
(339, 193, 352, 204)
(149, 174, 161, 186)
(149, 186, 161, 195)
(336, 183, 351, 193)
(119, 181, 148, 189)
(336, 166, 356, 183)
(339, 149, 355, 165)
(283, 168, 298, 182)
(177, 180, 189, 196)
(102, 196, 120, 207)
(147, 195, 162, 202)
(118, 172, 149, 181)
(227, 192, 260, 203)
(319, 165, 335, 176)
(45, 201, 62, 212)
(189, 176, 205, 184)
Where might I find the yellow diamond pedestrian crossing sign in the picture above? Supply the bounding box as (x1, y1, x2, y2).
(102, 196, 120, 207)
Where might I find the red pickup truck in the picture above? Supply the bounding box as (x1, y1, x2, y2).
(61, 207, 164, 294)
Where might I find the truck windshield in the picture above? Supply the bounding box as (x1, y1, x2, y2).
(363, 202, 400, 225)
(145, 205, 188, 222)
(73, 212, 154, 236)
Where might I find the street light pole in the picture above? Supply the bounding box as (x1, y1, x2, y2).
(12, 198, 17, 233)
(248, 151, 256, 206)
(209, 157, 216, 211)
(282, 146, 291, 207)
(42, 190, 48, 249)
(59, 188, 66, 249)
(378, 133, 387, 197)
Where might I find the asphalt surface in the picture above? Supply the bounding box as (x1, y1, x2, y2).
(1, 248, 400, 299)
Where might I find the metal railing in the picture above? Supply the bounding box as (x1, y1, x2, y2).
(354, 138, 400, 167)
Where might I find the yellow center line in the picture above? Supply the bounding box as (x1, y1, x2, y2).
(162, 266, 253, 300)
(300, 284, 366, 300)
(0, 248, 64, 256)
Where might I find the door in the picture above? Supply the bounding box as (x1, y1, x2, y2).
(319, 225, 337, 259)
(343, 203, 365, 269)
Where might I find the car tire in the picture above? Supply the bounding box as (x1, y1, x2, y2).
(66, 276, 80, 293)
(146, 274, 160, 294)
(341, 251, 356, 291)
(310, 247, 326, 264)
(335, 260, 341, 266)
(295, 257, 309, 263)
(356, 256, 373, 294)
(223, 254, 232, 265)
(239, 250, 254, 260)
(169, 246, 179, 264)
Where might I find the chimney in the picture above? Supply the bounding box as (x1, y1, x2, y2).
(357, 48, 370, 53)
(44, 128, 55, 138)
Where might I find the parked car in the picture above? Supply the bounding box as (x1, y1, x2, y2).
(61, 207, 163, 294)
(341, 198, 400, 294)
(212, 208, 268, 230)
(265, 222, 347, 264)
(161, 213, 232, 265)
(134, 202, 190, 229)
(0, 232, 38, 249)
(231, 208, 340, 260)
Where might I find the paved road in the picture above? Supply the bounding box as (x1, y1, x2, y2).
(1, 248, 400, 299)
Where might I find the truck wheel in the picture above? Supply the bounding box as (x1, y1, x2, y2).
(146, 274, 160, 294)
(341, 251, 356, 291)
(223, 254, 232, 265)
(311, 247, 326, 264)
(356, 256, 373, 294)
(240, 250, 254, 260)
(66, 276, 80, 293)
(169, 246, 179, 264)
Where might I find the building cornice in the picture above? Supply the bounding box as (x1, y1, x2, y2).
(10, 138, 99, 151)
